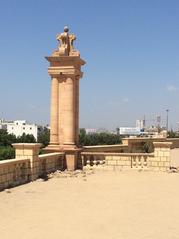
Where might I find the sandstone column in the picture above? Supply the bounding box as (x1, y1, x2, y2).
(50, 77, 59, 145)
(75, 77, 80, 145)
(58, 78, 64, 146)
(63, 77, 76, 146)
(45, 26, 85, 170)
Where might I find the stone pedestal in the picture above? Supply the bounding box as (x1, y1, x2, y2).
(65, 150, 79, 171)
(65, 154, 76, 171)
(151, 142, 172, 171)
(12, 143, 42, 180)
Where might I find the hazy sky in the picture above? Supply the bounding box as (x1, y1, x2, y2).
(0, 0, 178, 130)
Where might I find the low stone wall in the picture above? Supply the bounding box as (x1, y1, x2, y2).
(82, 142, 172, 171)
(81, 152, 152, 170)
(121, 137, 179, 152)
(39, 152, 64, 176)
(0, 144, 65, 191)
(83, 144, 128, 153)
(0, 141, 173, 191)
(167, 138, 179, 149)
(0, 158, 30, 191)
(105, 153, 152, 169)
(171, 148, 179, 167)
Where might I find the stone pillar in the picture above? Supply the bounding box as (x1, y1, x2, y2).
(63, 77, 75, 146)
(58, 78, 64, 146)
(152, 142, 172, 171)
(13, 143, 41, 180)
(50, 77, 59, 145)
(75, 77, 80, 145)
(45, 27, 85, 170)
(65, 149, 82, 171)
(65, 152, 77, 171)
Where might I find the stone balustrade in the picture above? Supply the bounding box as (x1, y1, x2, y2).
(81, 153, 105, 170)
(81, 152, 152, 171)
(131, 155, 148, 168)
(0, 141, 173, 191)
(81, 141, 172, 171)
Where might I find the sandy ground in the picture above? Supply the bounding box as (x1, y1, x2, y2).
(0, 170, 179, 239)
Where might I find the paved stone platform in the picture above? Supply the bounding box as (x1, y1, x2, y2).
(0, 171, 179, 239)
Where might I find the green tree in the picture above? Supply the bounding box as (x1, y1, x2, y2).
(79, 130, 122, 146)
(0, 146, 15, 160)
(17, 133, 36, 143)
(38, 127, 50, 147)
(0, 130, 36, 160)
(142, 142, 154, 153)
(0, 129, 17, 146)
(168, 129, 179, 138)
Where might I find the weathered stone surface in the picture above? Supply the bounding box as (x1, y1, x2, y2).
(45, 27, 85, 152)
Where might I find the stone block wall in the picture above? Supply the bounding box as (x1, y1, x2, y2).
(83, 144, 128, 153)
(82, 141, 172, 172)
(105, 154, 152, 169)
(39, 152, 64, 176)
(13, 143, 42, 180)
(82, 153, 151, 170)
(149, 142, 172, 171)
(105, 155, 131, 169)
(0, 141, 173, 191)
(0, 158, 30, 191)
(0, 144, 64, 191)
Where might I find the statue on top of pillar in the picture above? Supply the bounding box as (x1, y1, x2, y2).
(52, 26, 80, 57)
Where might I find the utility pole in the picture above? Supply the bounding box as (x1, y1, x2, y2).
(166, 109, 169, 131)
(143, 115, 146, 129)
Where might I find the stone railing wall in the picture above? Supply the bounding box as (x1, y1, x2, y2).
(83, 144, 128, 153)
(81, 141, 172, 171)
(106, 153, 153, 169)
(0, 144, 65, 191)
(0, 158, 30, 191)
(81, 152, 152, 170)
(39, 152, 64, 176)
(0, 141, 173, 191)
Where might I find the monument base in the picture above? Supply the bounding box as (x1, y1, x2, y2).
(44, 144, 83, 171)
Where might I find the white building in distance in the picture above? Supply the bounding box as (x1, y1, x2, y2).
(136, 119, 145, 129)
(120, 127, 141, 136)
(85, 128, 97, 134)
(0, 119, 43, 140)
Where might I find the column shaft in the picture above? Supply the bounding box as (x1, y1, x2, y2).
(63, 77, 75, 145)
(58, 79, 64, 145)
(50, 77, 59, 144)
(75, 78, 79, 144)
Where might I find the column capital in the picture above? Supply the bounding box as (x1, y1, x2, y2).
(45, 56, 85, 65)
(47, 67, 83, 79)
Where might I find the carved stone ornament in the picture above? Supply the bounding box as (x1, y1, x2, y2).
(52, 26, 80, 56)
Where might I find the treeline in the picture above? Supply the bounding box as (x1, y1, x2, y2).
(79, 129, 122, 146)
(0, 128, 121, 160)
(0, 129, 36, 160)
(0, 129, 36, 146)
(0, 128, 50, 160)
(168, 130, 179, 138)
